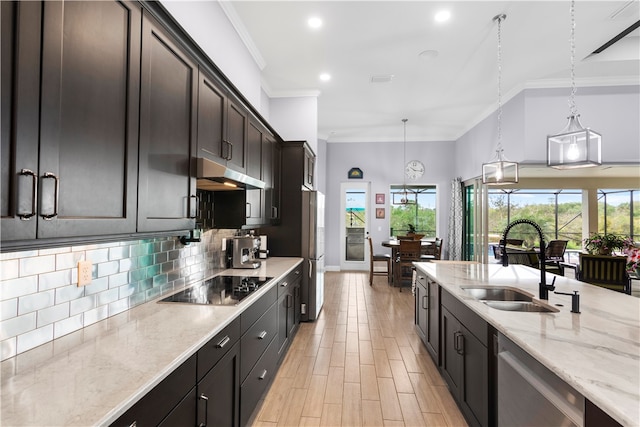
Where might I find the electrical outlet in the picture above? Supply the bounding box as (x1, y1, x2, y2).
(78, 261, 92, 286)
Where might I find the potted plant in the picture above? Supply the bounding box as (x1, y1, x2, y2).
(583, 233, 627, 256)
(622, 237, 640, 275)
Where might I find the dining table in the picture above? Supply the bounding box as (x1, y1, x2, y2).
(381, 239, 437, 284)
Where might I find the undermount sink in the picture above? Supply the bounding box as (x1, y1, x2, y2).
(462, 287, 533, 302)
(462, 286, 558, 313)
(483, 300, 559, 313)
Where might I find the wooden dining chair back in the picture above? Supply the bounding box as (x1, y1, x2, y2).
(545, 240, 568, 262)
(577, 253, 631, 294)
(421, 238, 443, 261)
(395, 240, 422, 292)
(368, 237, 391, 286)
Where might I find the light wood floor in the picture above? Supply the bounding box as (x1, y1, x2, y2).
(250, 271, 468, 427)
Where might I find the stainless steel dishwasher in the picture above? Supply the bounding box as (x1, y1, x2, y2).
(497, 333, 584, 426)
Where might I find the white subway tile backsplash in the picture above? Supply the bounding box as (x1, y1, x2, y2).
(1, 299, 18, 321)
(1, 312, 37, 340)
(83, 305, 108, 327)
(55, 285, 85, 304)
(97, 288, 119, 307)
(54, 314, 83, 339)
(0, 229, 233, 361)
(37, 303, 70, 328)
(39, 269, 72, 291)
(17, 324, 53, 354)
(55, 251, 83, 270)
(1, 259, 19, 280)
(70, 295, 96, 316)
(18, 290, 55, 315)
(20, 254, 56, 276)
(108, 298, 129, 316)
(1, 337, 16, 360)
(98, 260, 119, 278)
(1, 276, 38, 300)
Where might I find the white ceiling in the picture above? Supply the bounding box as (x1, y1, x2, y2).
(225, 1, 639, 143)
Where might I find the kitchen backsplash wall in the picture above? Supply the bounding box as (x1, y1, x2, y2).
(0, 228, 236, 361)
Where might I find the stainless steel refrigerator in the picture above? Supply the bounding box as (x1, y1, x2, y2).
(301, 191, 325, 321)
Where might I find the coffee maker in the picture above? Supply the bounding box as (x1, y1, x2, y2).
(230, 235, 262, 269)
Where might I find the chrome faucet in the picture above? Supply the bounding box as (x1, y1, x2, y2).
(500, 219, 555, 300)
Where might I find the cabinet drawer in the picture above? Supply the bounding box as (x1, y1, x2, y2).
(241, 285, 277, 334)
(111, 354, 196, 427)
(240, 334, 279, 426)
(277, 267, 302, 298)
(197, 316, 241, 380)
(241, 301, 278, 381)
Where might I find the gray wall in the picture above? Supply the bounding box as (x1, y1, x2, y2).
(324, 140, 456, 268)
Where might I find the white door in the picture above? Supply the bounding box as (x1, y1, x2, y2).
(340, 181, 369, 271)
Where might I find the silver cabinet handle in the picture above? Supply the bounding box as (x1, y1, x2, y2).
(189, 194, 199, 219)
(18, 168, 38, 220)
(199, 393, 209, 427)
(422, 295, 428, 310)
(225, 141, 233, 160)
(259, 369, 267, 380)
(280, 281, 288, 287)
(246, 202, 251, 218)
(216, 335, 230, 348)
(40, 172, 59, 220)
(271, 206, 278, 219)
(258, 330, 267, 340)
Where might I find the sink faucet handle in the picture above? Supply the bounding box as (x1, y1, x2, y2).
(554, 290, 580, 314)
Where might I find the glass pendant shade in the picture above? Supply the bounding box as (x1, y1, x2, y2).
(547, 114, 601, 169)
(482, 149, 518, 184)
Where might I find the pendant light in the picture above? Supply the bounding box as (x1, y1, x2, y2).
(547, 0, 601, 169)
(482, 14, 519, 185)
(393, 119, 416, 205)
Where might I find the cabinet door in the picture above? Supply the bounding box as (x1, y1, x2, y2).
(1, 1, 41, 241)
(36, 0, 141, 238)
(197, 70, 226, 163)
(440, 306, 463, 399)
(137, 11, 197, 232)
(268, 138, 282, 224)
(426, 279, 440, 363)
(415, 276, 428, 345)
(245, 121, 264, 226)
(226, 97, 247, 172)
(198, 342, 240, 427)
(460, 324, 488, 427)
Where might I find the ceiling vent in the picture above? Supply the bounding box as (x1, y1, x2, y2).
(370, 74, 394, 83)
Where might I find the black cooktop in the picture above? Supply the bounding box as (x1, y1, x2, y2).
(160, 275, 273, 306)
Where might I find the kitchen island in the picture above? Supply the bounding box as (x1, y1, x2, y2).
(0, 257, 303, 426)
(414, 262, 639, 426)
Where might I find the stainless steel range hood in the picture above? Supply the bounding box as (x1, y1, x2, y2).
(196, 157, 265, 191)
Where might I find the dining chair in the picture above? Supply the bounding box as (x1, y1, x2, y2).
(577, 253, 631, 294)
(544, 240, 568, 275)
(421, 238, 443, 261)
(367, 236, 391, 286)
(395, 240, 422, 292)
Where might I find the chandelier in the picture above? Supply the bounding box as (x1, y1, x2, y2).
(393, 119, 416, 205)
(547, 0, 601, 169)
(482, 14, 518, 185)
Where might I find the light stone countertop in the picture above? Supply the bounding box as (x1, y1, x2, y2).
(414, 262, 640, 427)
(0, 257, 303, 427)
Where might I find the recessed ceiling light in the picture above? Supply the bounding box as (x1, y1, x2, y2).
(434, 10, 451, 23)
(319, 73, 331, 82)
(308, 17, 323, 29)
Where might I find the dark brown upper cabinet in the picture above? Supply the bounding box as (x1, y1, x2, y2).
(197, 69, 248, 174)
(2, 0, 142, 242)
(137, 10, 197, 233)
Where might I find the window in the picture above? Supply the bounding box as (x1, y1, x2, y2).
(487, 189, 583, 249)
(598, 189, 639, 241)
(389, 185, 437, 237)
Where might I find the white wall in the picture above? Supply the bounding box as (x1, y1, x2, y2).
(324, 140, 456, 269)
(455, 85, 640, 181)
(269, 96, 319, 154)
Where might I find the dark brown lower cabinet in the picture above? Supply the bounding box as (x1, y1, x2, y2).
(197, 341, 241, 427)
(111, 355, 196, 427)
(240, 335, 279, 426)
(441, 291, 490, 427)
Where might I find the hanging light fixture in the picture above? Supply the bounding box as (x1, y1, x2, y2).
(482, 14, 519, 185)
(393, 119, 416, 205)
(547, 0, 601, 169)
